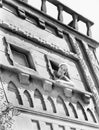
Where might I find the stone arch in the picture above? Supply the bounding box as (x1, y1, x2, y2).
(34, 89, 46, 110)
(87, 108, 97, 123)
(47, 96, 56, 113)
(56, 96, 69, 116)
(76, 102, 88, 121)
(68, 102, 78, 118)
(23, 90, 33, 107)
(8, 81, 23, 105)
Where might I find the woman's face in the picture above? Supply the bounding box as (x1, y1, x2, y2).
(57, 65, 67, 77)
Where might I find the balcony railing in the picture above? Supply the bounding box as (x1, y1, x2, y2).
(24, 0, 93, 37)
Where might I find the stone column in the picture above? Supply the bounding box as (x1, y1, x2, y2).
(57, 5, 63, 22)
(86, 22, 92, 37)
(41, 0, 47, 13)
(72, 14, 78, 30)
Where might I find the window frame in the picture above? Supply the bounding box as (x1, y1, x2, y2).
(5, 40, 37, 71)
(45, 54, 61, 79)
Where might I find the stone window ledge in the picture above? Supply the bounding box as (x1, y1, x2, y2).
(0, 63, 92, 101)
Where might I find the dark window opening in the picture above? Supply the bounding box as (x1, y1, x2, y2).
(50, 60, 59, 71)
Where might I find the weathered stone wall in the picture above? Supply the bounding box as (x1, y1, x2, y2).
(0, 0, 99, 130)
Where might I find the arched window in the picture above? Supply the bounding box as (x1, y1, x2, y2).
(23, 90, 33, 107)
(56, 96, 69, 116)
(47, 97, 56, 113)
(68, 103, 78, 118)
(34, 89, 46, 110)
(87, 108, 97, 123)
(77, 102, 87, 121)
(8, 81, 23, 105)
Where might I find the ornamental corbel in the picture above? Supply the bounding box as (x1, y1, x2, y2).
(18, 72, 30, 85)
(43, 80, 52, 92)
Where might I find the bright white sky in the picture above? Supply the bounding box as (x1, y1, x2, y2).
(60, 0, 99, 41)
(60, 0, 99, 58)
(28, 0, 99, 57)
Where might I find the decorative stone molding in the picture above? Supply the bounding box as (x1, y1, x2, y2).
(4, 37, 14, 65)
(2, 0, 98, 48)
(16, 105, 99, 128)
(72, 14, 78, 30)
(41, 0, 47, 13)
(57, 5, 63, 22)
(82, 94, 90, 104)
(86, 22, 92, 37)
(64, 88, 72, 98)
(17, 7, 26, 19)
(82, 41, 99, 85)
(38, 18, 45, 29)
(69, 35, 99, 112)
(0, 19, 78, 60)
(18, 72, 30, 85)
(43, 80, 52, 92)
(0, 80, 7, 106)
(56, 28, 63, 38)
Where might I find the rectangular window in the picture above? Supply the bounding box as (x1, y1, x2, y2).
(12, 50, 29, 67)
(10, 45, 36, 70)
(31, 120, 40, 130)
(45, 55, 60, 79)
(46, 122, 53, 130)
(58, 125, 65, 130)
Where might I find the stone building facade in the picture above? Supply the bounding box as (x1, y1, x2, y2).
(0, 0, 99, 130)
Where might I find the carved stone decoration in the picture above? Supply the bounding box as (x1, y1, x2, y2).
(0, 18, 78, 60)
(86, 22, 92, 37)
(72, 14, 78, 30)
(56, 28, 63, 38)
(18, 72, 30, 85)
(64, 88, 72, 98)
(69, 35, 99, 112)
(41, 0, 47, 13)
(38, 18, 45, 29)
(82, 94, 90, 104)
(17, 7, 26, 19)
(43, 80, 52, 92)
(0, 80, 7, 108)
(82, 41, 99, 86)
(57, 5, 63, 22)
(4, 37, 14, 65)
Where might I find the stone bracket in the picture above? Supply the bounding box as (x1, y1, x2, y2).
(20, 0, 28, 3)
(64, 88, 72, 97)
(56, 28, 63, 38)
(43, 80, 52, 92)
(82, 94, 90, 104)
(18, 72, 30, 85)
(0, 0, 2, 7)
(17, 7, 26, 19)
(38, 18, 45, 29)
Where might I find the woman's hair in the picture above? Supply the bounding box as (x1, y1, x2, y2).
(59, 63, 70, 78)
